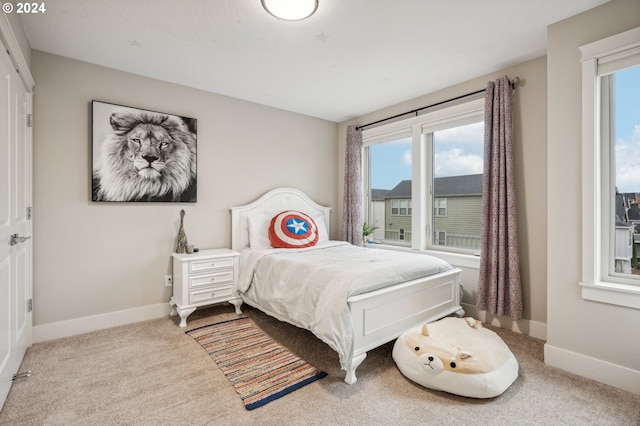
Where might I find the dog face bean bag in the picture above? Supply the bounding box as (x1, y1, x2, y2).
(392, 317, 518, 398)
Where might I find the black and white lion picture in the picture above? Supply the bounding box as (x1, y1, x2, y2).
(92, 103, 197, 202)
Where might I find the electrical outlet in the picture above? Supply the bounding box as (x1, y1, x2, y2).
(165, 275, 173, 287)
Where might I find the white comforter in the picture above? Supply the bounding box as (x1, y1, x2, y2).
(237, 241, 453, 370)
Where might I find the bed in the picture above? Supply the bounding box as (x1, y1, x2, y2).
(230, 187, 464, 384)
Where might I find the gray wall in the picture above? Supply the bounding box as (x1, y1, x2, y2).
(31, 51, 338, 327)
(546, 0, 640, 385)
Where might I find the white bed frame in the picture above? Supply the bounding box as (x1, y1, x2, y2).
(230, 187, 463, 384)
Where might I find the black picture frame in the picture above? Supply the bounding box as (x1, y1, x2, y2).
(91, 100, 197, 202)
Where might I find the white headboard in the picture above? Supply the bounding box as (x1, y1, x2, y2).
(230, 187, 332, 251)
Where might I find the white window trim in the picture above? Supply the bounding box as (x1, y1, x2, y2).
(362, 98, 483, 266)
(367, 243, 481, 269)
(579, 26, 640, 310)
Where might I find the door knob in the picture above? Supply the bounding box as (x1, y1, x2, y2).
(10, 234, 31, 246)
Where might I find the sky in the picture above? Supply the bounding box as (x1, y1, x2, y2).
(369, 122, 484, 190)
(371, 66, 640, 193)
(614, 65, 640, 194)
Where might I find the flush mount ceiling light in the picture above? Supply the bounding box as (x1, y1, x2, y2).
(261, 0, 318, 21)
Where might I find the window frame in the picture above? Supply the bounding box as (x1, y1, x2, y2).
(362, 97, 484, 261)
(579, 26, 640, 310)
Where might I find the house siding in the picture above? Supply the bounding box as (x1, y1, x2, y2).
(385, 201, 412, 241)
(434, 196, 482, 250)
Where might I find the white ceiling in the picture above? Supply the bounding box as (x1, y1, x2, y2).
(20, 0, 608, 122)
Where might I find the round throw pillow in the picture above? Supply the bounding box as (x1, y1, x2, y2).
(269, 210, 319, 248)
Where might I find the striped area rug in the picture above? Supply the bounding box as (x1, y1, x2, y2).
(187, 317, 327, 410)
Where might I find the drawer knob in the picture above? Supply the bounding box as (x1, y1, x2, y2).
(211, 292, 215, 297)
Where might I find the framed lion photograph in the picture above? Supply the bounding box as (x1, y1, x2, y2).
(91, 100, 197, 202)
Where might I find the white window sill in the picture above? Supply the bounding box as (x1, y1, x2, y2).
(365, 243, 480, 269)
(580, 281, 640, 310)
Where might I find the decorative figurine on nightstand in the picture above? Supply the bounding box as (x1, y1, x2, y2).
(176, 209, 188, 253)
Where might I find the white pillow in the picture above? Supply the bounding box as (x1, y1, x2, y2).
(313, 215, 329, 242)
(247, 213, 272, 250)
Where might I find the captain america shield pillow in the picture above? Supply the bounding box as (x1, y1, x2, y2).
(269, 210, 319, 248)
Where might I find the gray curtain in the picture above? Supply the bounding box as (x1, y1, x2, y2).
(476, 76, 523, 320)
(342, 125, 364, 245)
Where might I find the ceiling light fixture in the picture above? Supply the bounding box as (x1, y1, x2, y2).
(261, 0, 318, 21)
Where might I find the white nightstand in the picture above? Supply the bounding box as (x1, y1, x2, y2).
(169, 248, 242, 327)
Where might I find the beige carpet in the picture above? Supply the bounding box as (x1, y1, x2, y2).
(1, 304, 639, 425)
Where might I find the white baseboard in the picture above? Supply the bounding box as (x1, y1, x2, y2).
(32, 303, 172, 344)
(461, 302, 547, 340)
(544, 343, 640, 396)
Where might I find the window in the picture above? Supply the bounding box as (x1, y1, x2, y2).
(367, 135, 413, 245)
(391, 199, 412, 216)
(605, 65, 640, 278)
(434, 198, 447, 216)
(580, 26, 640, 310)
(432, 123, 484, 252)
(363, 98, 484, 255)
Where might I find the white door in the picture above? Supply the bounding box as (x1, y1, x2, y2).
(0, 46, 33, 410)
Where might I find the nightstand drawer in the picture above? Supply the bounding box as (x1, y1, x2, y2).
(189, 257, 234, 273)
(189, 271, 234, 289)
(189, 286, 233, 305)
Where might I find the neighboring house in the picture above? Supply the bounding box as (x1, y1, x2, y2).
(616, 193, 640, 272)
(380, 174, 483, 249)
(383, 180, 413, 242)
(629, 204, 640, 263)
(433, 174, 484, 250)
(369, 189, 389, 240)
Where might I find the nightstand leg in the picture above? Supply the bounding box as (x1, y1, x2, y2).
(169, 298, 177, 316)
(177, 307, 196, 328)
(230, 298, 243, 315)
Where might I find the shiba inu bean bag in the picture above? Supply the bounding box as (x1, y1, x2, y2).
(392, 317, 518, 398)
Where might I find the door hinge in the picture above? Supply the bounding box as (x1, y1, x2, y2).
(27, 298, 32, 312)
(27, 114, 33, 128)
(27, 206, 32, 220)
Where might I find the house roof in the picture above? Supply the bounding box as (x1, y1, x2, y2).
(386, 180, 412, 199)
(434, 174, 483, 197)
(385, 174, 483, 199)
(616, 193, 640, 225)
(371, 189, 390, 201)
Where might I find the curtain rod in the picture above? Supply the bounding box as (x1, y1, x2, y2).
(355, 76, 520, 131)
